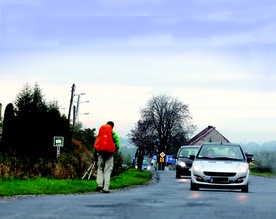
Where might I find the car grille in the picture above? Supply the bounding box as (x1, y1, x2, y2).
(203, 172, 236, 177)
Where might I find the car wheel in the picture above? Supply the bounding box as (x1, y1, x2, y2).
(190, 180, 199, 191)
(241, 183, 249, 193)
(176, 171, 181, 179)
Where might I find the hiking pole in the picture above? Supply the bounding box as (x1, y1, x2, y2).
(82, 161, 95, 180)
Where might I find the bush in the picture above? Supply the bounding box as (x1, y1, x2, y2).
(0, 139, 125, 179)
(252, 149, 276, 173)
(52, 139, 94, 179)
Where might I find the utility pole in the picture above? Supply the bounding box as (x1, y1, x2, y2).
(68, 84, 75, 126)
(76, 93, 81, 123)
(72, 105, 76, 129)
(72, 93, 88, 128)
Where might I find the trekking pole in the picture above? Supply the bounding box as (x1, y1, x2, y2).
(82, 162, 95, 180)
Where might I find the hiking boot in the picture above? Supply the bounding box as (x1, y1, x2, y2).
(96, 187, 103, 192)
(102, 190, 110, 193)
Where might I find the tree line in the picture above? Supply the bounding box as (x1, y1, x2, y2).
(0, 83, 196, 176)
(0, 83, 99, 178)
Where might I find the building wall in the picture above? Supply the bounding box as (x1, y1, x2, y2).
(193, 129, 230, 145)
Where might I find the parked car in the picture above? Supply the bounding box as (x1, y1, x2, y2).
(189, 142, 254, 192)
(174, 145, 200, 178)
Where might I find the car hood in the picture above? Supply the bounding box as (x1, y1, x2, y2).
(197, 160, 245, 172)
(177, 158, 193, 164)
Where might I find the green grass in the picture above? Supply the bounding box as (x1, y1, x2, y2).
(249, 163, 276, 177)
(0, 168, 152, 197)
(250, 169, 276, 177)
(2, 167, 273, 197)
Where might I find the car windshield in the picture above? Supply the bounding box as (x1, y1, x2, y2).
(179, 147, 199, 158)
(142, 159, 150, 165)
(197, 144, 245, 161)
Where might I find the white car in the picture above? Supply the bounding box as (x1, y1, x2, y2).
(189, 142, 253, 193)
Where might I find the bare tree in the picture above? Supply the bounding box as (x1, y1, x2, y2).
(128, 94, 196, 158)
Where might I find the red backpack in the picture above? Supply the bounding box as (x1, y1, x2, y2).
(94, 124, 116, 153)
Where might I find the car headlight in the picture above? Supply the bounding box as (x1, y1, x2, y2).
(237, 164, 248, 173)
(177, 161, 186, 167)
(193, 164, 203, 171)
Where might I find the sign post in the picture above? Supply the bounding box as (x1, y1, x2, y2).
(53, 136, 64, 158)
(159, 152, 166, 170)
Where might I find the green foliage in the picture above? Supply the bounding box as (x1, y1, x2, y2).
(112, 151, 125, 176)
(0, 178, 97, 196)
(0, 82, 125, 180)
(252, 149, 276, 173)
(0, 143, 94, 180)
(0, 155, 52, 179)
(1, 103, 16, 155)
(0, 168, 152, 196)
(72, 124, 96, 152)
(110, 168, 152, 190)
(1, 82, 70, 159)
(53, 140, 94, 179)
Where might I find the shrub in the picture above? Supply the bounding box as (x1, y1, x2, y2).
(252, 149, 276, 173)
(0, 139, 124, 179)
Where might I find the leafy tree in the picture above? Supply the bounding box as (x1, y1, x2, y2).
(11, 83, 70, 158)
(1, 103, 16, 155)
(128, 94, 196, 158)
(0, 82, 103, 178)
(72, 122, 96, 152)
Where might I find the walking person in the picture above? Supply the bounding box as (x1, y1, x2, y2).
(94, 121, 120, 193)
(135, 145, 145, 171)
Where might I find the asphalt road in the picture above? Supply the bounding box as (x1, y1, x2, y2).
(0, 171, 276, 219)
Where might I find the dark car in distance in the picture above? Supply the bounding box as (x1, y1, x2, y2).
(174, 145, 200, 178)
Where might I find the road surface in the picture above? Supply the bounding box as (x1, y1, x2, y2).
(0, 171, 275, 219)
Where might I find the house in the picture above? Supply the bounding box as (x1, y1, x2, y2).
(187, 126, 230, 146)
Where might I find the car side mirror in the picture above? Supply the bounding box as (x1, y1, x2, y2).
(246, 154, 254, 162)
(173, 155, 178, 159)
(247, 158, 253, 163)
(189, 155, 195, 160)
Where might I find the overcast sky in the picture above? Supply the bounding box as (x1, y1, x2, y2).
(0, 0, 276, 143)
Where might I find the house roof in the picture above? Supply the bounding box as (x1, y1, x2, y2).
(187, 125, 230, 145)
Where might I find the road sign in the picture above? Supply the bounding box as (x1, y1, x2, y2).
(166, 155, 175, 164)
(53, 136, 64, 158)
(160, 157, 165, 163)
(53, 136, 64, 147)
(160, 152, 165, 158)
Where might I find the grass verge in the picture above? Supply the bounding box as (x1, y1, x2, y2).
(0, 168, 152, 197)
(250, 170, 276, 177)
